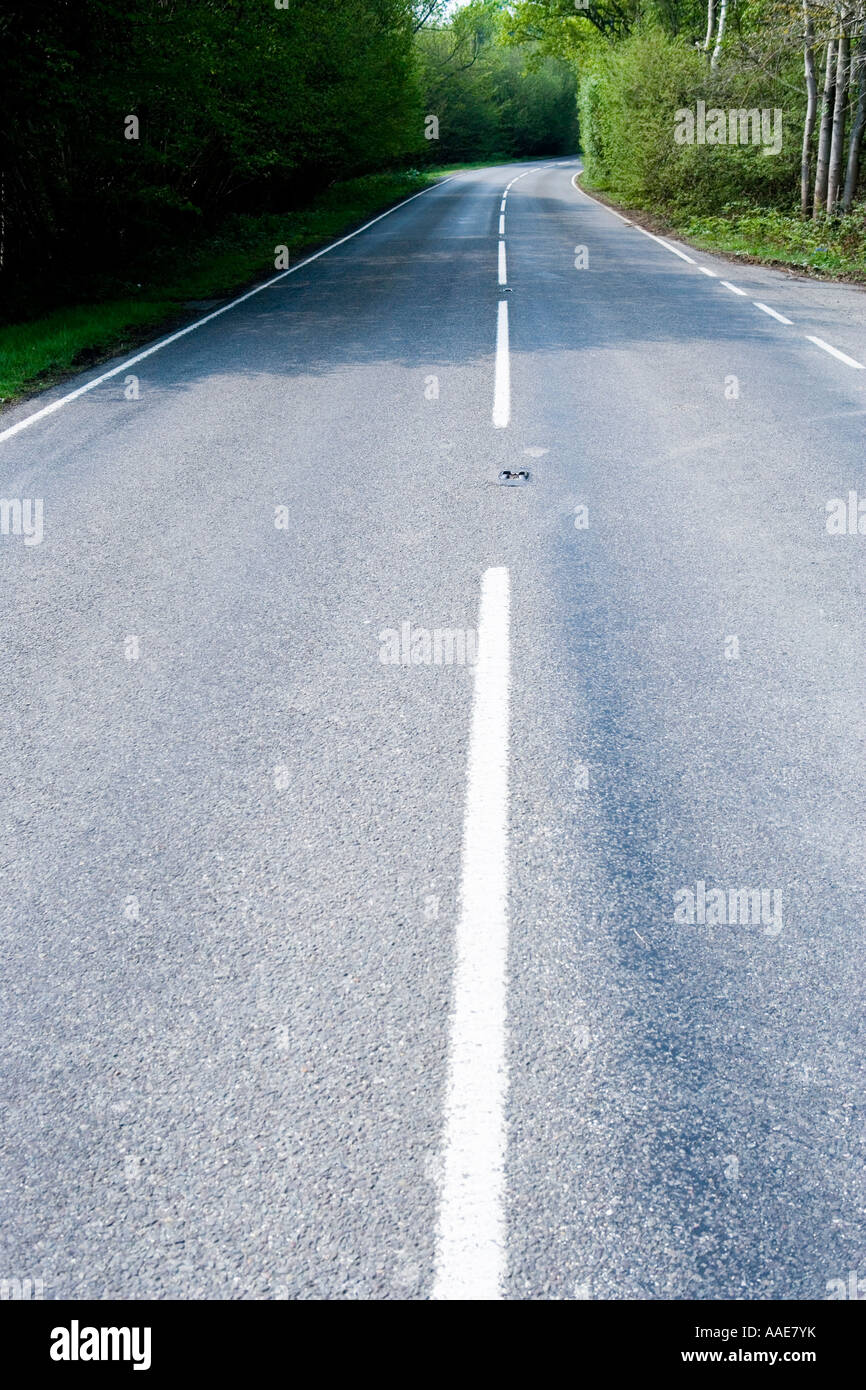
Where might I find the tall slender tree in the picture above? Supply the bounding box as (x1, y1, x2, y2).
(842, 8, 866, 208)
(827, 12, 852, 211)
(802, 1, 819, 214)
(814, 29, 838, 211)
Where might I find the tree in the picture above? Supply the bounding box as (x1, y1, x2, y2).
(814, 27, 838, 211)
(842, 8, 866, 207)
(710, 0, 728, 70)
(826, 12, 851, 211)
(802, 2, 819, 214)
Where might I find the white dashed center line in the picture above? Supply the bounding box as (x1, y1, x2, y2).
(492, 300, 510, 428)
(432, 565, 511, 1302)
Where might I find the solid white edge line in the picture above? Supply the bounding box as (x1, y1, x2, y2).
(432, 564, 511, 1303)
(720, 280, 747, 296)
(492, 300, 510, 429)
(0, 175, 459, 445)
(806, 335, 865, 369)
(753, 301, 793, 325)
(498, 240, 507, 286)
(570, 173, 631, 224)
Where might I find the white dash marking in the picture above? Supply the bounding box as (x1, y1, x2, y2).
(753, 302, 793, 325)
(492, 300, 510, 429)
(806, 335, 865, 369)
(432, 565, 511, 1302)
(498, 240, 507, 286)
(499, 215, 505, 235)
(699, 266, 718, 277)
(720, 280, 748, 296)
(657, 238, 695, 264)
(634, 225, 695, 262)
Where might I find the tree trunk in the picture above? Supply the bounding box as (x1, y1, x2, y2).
(814, 37, 838, 212)
(827, 27, 851, 213)
(704, 0, 716, 55)
(842, 19, 866, 210)
(710, 0, 727, 71)
(802, 3, 818, 214)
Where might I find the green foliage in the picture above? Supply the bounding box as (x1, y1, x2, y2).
(0, 0, 423, 319)
(575, 16, 866, 280)
(681, 206, 866, 276)
(416, 3, 578, 162)
(0, 0, 578, 319)
(578, 26, 800, 216)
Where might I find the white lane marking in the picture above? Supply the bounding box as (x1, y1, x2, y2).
(432, 565, 511, 1303)
(505, 168, 541, 192)
(754, 301, 793, 325)
(498, 240, 507, 286)
(500, 200, 506, 212)
(634, 225, 696, 263)
(0, 176, 459, 445)
(571, 174, 631, 223)
(570, 169, 866, 375)
(499, 215, 505, 235)
(492, 300, 510, 429)
(656, 237, 695, 264)
(806, 335, 865, 369)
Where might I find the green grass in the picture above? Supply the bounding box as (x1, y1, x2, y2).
(0, 167, 454, 404)
(0, 300, 178, 401)
(418, 156, 522, 175)
(679, 206, 866, 278)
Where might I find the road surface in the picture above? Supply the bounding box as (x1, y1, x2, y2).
(1, 160, 865, 1300)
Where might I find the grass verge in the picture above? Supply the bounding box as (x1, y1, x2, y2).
(0, 168, 451, 405)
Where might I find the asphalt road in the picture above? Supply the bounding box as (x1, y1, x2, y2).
(1, 159, 865, 1301)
